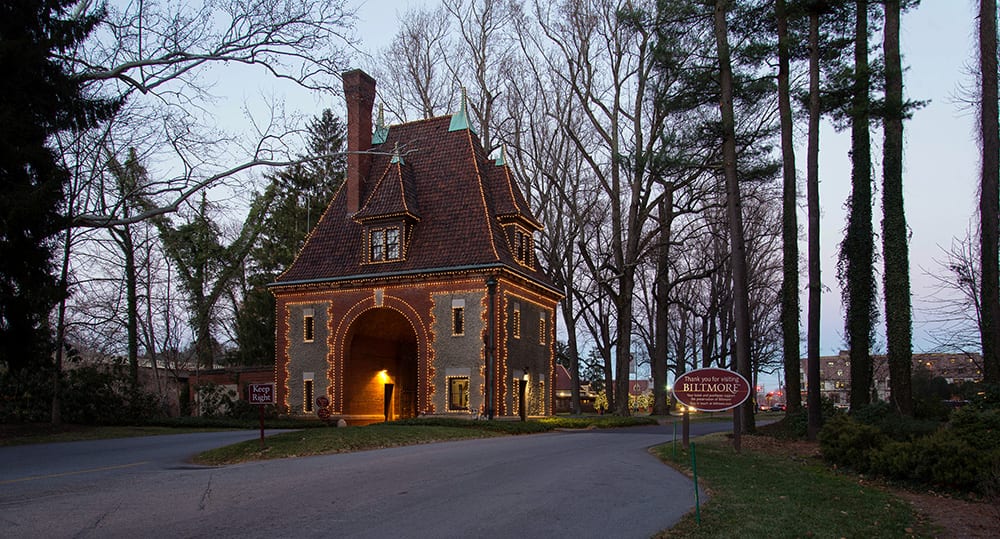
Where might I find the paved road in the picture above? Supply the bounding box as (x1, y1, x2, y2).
(0, 422, 733, 538)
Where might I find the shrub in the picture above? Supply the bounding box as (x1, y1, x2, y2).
(911, 366, 953, 420)
(868, 440, 917, 480)
(818, 414, 886, 471)
(947, 407, 1000, 452)
(909, 431, 987, 491)
(389, 417, 553, 434)
(60, 365, 165, 424)
(0, 367, 54, 423)
(849, 401, 894, 426)
(850, 401, 940, 441)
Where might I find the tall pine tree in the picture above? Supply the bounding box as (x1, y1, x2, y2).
(839, 0, 878, 410)
(881, 0, 917, 415)
(231, 111, 347, 366)
(0, 0, 117, 372)
(979, 0, 1000, 384)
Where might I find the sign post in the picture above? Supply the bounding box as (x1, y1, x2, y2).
(247, 383, 276, 449)
(671, 368, 751, 451)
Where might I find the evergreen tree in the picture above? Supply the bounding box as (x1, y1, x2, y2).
(881, 0, 919, 415)
(979, 0, 1000, 384)
(776, 0, 802, 413)
(713, 0, 756, 439)
(231, 111, 347, 365)
(838, 0, 879, 410)
(0, 0, 117, 372)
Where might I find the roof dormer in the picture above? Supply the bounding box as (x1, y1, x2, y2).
(354, 145, 420, 264)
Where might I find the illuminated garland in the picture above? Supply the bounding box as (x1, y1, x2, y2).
(273, 270, 559, 418)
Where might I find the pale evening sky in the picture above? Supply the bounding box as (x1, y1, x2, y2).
(342, 1, 984, 389)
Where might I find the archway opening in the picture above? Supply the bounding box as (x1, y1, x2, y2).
(344, 308, 418, 420)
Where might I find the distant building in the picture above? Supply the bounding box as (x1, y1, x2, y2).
(268, 70, 561, 423)
(800, 351, 983, 405)
(553, 364, 598, 413)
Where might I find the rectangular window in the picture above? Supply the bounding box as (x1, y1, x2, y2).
(304, 379, 314, 412)
(452, 307, 465, 336)
(371, 230, 384, 261)
(370, 227, 402, 262)
(386, 227, 400, 259)
(303, 310, 315, 342)
(448, 377, 470, 410)
(512, 305, 521, 339)
(538, 313, 546, 345)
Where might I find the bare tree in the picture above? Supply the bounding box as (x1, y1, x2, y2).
(443, 0, 524, 154)
(537, 0, 665, 415)
(64, 0, 357, 229)
(926, 231, 988, 367)
(502, 36, 599, 414)
(372, 4, 455, 121)
(43, 1, 357, 419)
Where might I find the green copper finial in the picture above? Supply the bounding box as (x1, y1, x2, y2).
(495, 144, 508, 166)
(448, 86, 477, 134)
(373, 103, 389, 144)
(390, 141, 404, 164)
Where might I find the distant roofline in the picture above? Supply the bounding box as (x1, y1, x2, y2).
(268, 263, 563, 296)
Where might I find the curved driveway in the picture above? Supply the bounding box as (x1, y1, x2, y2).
(0, 422, 732, 538)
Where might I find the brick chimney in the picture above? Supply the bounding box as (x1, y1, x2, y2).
(342, 70, 375, 214)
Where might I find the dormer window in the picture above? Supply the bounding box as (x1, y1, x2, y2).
(513, 230, 533, 266)
(370, 226, 402, 262)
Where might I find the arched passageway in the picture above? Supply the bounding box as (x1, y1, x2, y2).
(343, 308, 418, 420)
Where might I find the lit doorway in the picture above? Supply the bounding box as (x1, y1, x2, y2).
(343, 308, 418, 420)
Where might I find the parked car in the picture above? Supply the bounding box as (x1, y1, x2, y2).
(769, 403, 786, 412)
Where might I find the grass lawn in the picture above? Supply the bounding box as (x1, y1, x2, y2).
(195, 415, 659, 465)
(192, 424, 507, 464)
(652, 433, 933, 538)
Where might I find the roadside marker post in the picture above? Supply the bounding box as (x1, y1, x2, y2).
(247, 383, 276, 450)
(691, 441, 701, 525)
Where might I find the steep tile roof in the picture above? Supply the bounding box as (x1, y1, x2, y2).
(486, 157, 542, 230)
(275, 115, 554, 288)
(353, 158, 420, 223)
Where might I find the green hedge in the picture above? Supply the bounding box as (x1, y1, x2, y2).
(387, 415, 656, 433)
(819, 408, 1000, 493)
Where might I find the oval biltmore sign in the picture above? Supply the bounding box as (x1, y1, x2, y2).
(673, 368, 751, 412)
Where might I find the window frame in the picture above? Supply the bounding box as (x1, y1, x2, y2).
(369, 226, 403, 262)
(304, 379, 314, 412)
(303, 313, 315, 342)
(447, 376, 470, 411)
(452, 306, 465, 336)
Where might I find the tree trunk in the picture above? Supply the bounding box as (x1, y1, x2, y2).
(806, 8, 823, 440)
(51, 227, 73, 425)
(560, 302, 583, 415)
(882, 0, 913, 415)
(114, 225, 140, 386)
(714, 0, 754, 436)
(844, 0, 875, 410)
(614, 275, 635, 416)
(776, 0, 802, 414)
(980, 0, 1000, 384)
(653, 188, 675, 415)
